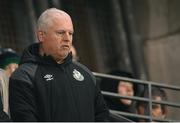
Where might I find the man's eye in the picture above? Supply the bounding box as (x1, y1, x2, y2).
(69, 32, 73, 35)
(57, 31, 64, 35)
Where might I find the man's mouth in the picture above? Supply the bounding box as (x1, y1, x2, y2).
(62, 45, 69, 49)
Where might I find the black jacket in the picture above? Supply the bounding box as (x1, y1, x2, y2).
(9, 43, 109, 121)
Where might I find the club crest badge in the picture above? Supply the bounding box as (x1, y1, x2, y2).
(73, 69, 84, 81)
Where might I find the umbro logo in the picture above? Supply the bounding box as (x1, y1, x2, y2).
(44, 74, 54, 81)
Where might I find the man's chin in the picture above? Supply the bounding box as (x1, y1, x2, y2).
(61, 52, 69, 59)
(53, 52, 69, 62)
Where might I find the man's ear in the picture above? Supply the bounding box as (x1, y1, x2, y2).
(37, 31, 45, 42)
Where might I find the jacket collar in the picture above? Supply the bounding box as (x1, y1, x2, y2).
(20, 43, 72, 66)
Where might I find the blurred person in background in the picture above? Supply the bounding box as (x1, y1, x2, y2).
(71, 45, 79, 62)
(137, 87, 168, 121)
(0, 48, 20, 120)
(100, 69, 138, 121)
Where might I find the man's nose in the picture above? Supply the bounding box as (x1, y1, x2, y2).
(63, 32, 71, 41)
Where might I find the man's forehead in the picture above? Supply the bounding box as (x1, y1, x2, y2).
(50, 13, 74, 30)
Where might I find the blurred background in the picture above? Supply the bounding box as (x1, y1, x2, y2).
(0, 0, 180, 120)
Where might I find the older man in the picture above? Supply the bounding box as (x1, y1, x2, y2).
(9, 8, 109, 121)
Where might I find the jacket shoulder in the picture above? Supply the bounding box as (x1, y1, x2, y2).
(10, 63, 38, 85)
(73, 61, 96, 85)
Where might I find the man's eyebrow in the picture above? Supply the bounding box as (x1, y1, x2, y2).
(55, 30, 65, 32)
(55, 30, 74, 32)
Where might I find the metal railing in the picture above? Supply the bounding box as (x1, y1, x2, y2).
(93, 72, 180, 122)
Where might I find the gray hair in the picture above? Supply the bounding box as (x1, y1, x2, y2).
(37, 8, 71, 32)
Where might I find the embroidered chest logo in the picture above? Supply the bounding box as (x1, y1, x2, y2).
(73, 69, 84, 81)
(44, 74, 54, 81)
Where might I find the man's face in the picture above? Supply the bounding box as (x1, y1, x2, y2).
(39, 13, 74, 62)
(117, 81, 134, 105)
(71, 46, 78, 61)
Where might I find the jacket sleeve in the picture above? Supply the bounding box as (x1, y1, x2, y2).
(9, 70, 38, 121)
(94, 83, 109, 121)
